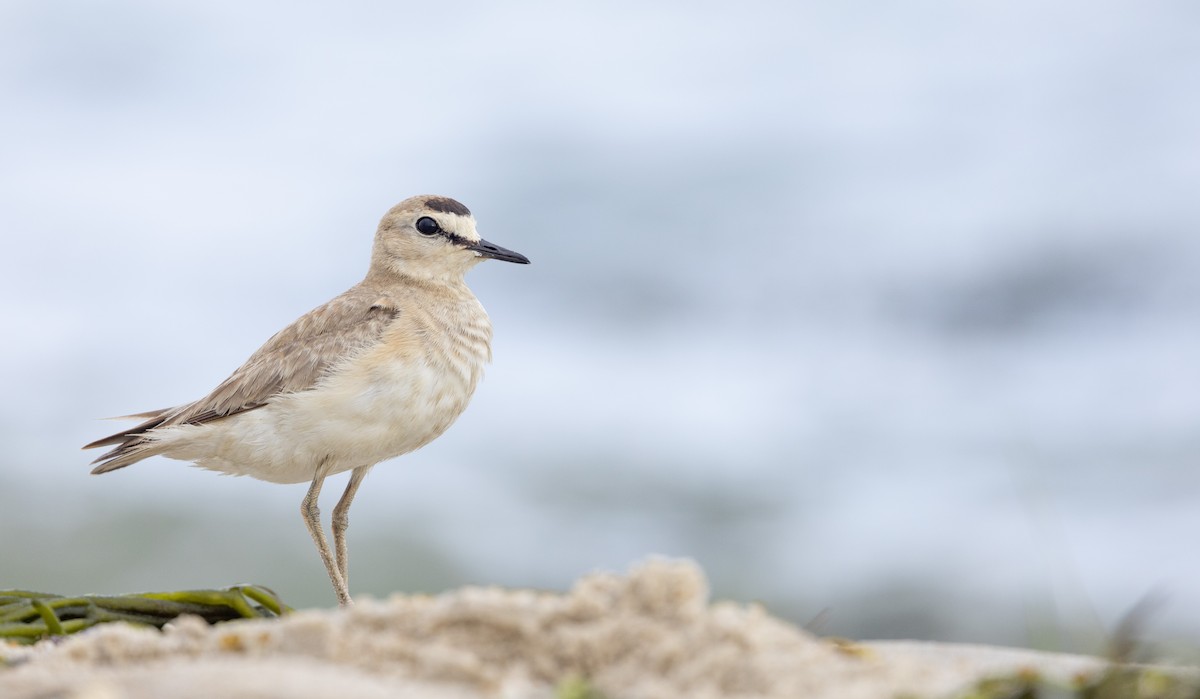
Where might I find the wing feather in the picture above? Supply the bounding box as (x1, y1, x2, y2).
(85, 285, 400, 472)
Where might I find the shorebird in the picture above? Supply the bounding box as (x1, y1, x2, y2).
(84, 195, 529, 605)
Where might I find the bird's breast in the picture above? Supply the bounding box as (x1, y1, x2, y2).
(296, 296, 494, 466)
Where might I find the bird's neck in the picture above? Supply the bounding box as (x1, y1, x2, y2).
(364, 263, 470, 292)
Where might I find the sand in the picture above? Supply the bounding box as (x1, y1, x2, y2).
(0, 559, 1155, 699)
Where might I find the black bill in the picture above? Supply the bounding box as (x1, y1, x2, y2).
(470, 239, 530, 264)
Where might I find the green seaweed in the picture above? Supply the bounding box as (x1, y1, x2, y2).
(959, 665, 1200, 699)
(0, 585, 289, 646)
(557, 674, 611, 699)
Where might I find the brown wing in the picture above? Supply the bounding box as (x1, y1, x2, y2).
(85, 285, 400, 472)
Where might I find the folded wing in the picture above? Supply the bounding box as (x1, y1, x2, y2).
(85, 287, 401, 473)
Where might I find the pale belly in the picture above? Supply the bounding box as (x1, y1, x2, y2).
(152, 350, 483, 484)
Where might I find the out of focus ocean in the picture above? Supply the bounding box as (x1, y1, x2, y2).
(2, 1, 1198, 651)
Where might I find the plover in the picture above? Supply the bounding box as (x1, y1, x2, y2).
(84, 195, 529, 605)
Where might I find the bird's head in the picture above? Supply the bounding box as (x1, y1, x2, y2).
(370, 195, 529, 281)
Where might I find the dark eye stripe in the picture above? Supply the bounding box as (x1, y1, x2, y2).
(440, 230, 475, 247)
(415, 215, 477, 248)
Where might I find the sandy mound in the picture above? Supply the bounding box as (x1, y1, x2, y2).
(0, 559, 1125, 698)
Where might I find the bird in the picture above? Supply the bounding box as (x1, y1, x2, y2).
(84, 195, 529, 606)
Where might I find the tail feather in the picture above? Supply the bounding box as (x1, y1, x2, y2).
(89, 442, 164, 474)
(108, 409, 174, 421)
(84, 408, 175, 474)
(83, 409, 172, 450)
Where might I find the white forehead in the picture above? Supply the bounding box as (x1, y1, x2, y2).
(432, 211, 481, 243)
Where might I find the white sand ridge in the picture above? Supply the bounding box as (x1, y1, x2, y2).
(0, 559, 1164, 699)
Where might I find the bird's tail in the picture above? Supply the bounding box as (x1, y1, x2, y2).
(84, 408, 174, 474)
(88, 442, 165, 474)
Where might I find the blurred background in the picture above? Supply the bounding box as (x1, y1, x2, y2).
(2, 0, 1199, 653)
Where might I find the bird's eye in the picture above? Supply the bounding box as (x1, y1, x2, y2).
(415, 217, 441, 236)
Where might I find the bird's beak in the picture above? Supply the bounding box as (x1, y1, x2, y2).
(469, 238, 530, 264)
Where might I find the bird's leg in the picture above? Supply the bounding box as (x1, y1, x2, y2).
(301, 470, 351, 606)
(332, 466, 369, 590)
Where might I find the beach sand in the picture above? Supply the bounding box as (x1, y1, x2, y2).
(0, 559, 1148, 698)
